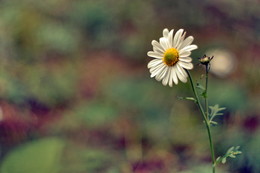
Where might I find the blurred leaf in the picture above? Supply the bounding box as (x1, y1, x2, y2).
(23, 63, 78, 106)
(208, 81, 247, 111)
(61, 144, 121, 173)
(196, 82, 206, 98)
(0, 138, 65, 173)
(80, 149, 114, 171)
(68, 0, 118, 48)
(209, 104, 226, 125)
(0, 72, 30, 104)
(179, 164, 227, 173)
(67, 101, 119, 127)
(215, 146, 242, 165)
(243, 133, 260, 172)
(36, 22, 79, 53)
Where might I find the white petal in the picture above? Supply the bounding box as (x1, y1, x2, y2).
(153, 47, 164, 54)
(176, 32, 186, 49)
(160, 36, 171, 50)
(163, 28, 169, 38)
(176, 63, 188, 77)
(176, 70, 187, 83)
(147, 59, 162, 68)
(150, 63, 164, 73)
(168, 76, 173, 87)
(168, 29, 174, 48)
(150, 63, 165, 77)
(179, 36, 194, 50)
(149, 62, 164, 72)
(162, 68, 170, 86)
(155, 66, 167, 81)
(159, 37, 169, 50)
(179, 61, 194, 70)
(172, 66, 178, 85)
(147, 51, 163, 59)
(168, 67, 173, 87)
(180, 44, 198, 52)
(179, 57, 192, 63)
(179, 51, 191, 57)
(173, 29, 184, 48)
(152, 40, 164, 53)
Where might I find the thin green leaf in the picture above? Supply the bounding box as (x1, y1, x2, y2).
(196, 83, 206, 98)
(209, 104, 226, 125)
(177, 96, 197, 103)
(196, 83, 205, 91)
(215, 146, 242, 166)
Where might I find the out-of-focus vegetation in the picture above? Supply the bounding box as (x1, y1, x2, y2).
(0, 0, 259, 172)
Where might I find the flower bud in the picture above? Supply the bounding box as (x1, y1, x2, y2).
(199, 55, 214, 65)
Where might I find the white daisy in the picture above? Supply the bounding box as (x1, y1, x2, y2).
(147, 28, 198, 87)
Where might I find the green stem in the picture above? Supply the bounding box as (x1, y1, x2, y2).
(185, 70, 216, 173)
(205, 66, 209, 119)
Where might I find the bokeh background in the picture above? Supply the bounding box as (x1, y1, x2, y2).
(0, 0, 259, 173)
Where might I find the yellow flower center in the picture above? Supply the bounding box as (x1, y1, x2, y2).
(163, 48, 179, 66)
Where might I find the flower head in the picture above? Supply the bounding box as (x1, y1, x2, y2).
(147, 28, 198, 87)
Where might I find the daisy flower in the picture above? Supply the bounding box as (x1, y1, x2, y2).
(147, 28, 198, 87)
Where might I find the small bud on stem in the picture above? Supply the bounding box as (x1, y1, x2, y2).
(199, 55, 214, 72)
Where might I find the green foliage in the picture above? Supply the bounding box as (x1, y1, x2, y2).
(80, 149, 118, 172)
(0, 71, 30, 104)
(67, 101, 119, 128)
(215, 146, 242, 165)
(61, 146, 121, 173)
(245, 133, 260, 172)
(0, 62, 78, 106)
(179, 164, 227, 173)
(196, 82, 206, 98)
(23, 65, 78, 106)
(103, 77, 185, 141)
(208, 104, 226, 125)
(68, 0, 119, 50)
(0, 138, 65, 173)
(208, 81, 247, 111)
(35, 22, 79, 53)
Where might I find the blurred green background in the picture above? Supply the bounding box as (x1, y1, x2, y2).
(0, 0, 259, 172)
